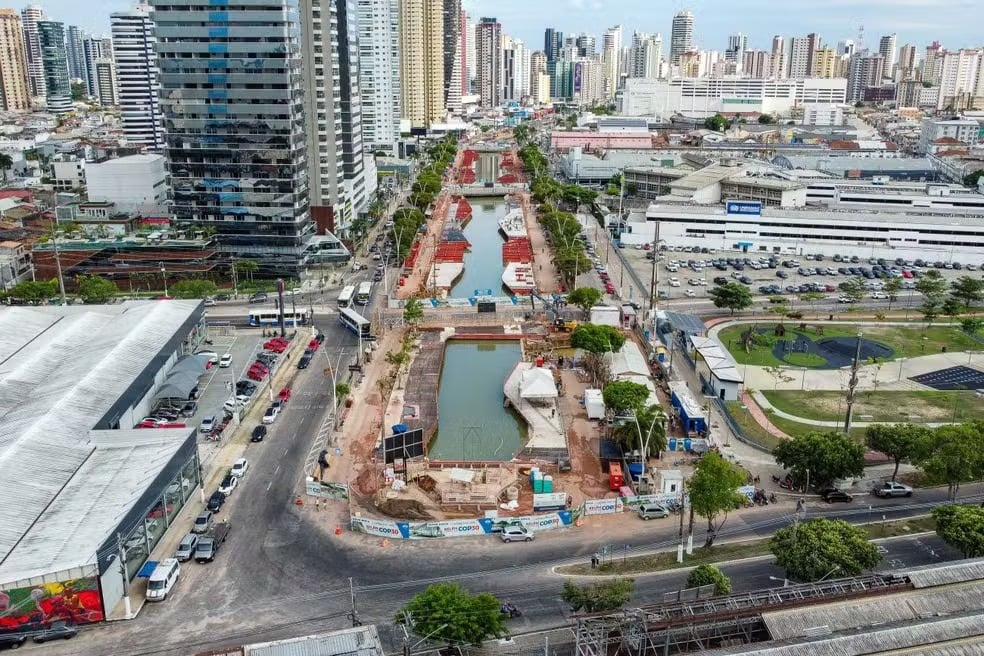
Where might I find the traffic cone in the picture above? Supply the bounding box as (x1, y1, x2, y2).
(295, 495, 303, 506)
(335, 525, 343, 535)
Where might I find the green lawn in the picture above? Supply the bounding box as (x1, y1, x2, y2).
(765, 412, 868, 441)
(762, 390, 984, 424)
(718, 323, 983, 368)
(724, 401, 783, 451)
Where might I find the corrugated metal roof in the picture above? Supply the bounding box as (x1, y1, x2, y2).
(763, 581, 984, 641)
(904, 559, 984, 589)
(706, 613, 984, 655)
(0, 301, 201, 582)
(245, 626, 385, 656)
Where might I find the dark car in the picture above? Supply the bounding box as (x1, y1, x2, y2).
(249, 292, 268, 304)
(298, 355, 312, 369)
(207, 490, 227, 512)
(215, 294, 231, 301)
(33, 621, 78, 643)
(776, 270, 788, 279)
(821, 489, 854, 503)
(251, 425, 267, 442)
(237, 381, 258, 395)
(0, 631, 27, 649)
(713, 276, 728, 285)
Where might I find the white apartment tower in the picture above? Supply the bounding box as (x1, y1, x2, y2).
(770, 36, 787, 79)
(878, 33, 897, 78)
(601, 24, 622, 99)
(111, 4, 163, 150)
(669, 10, 694, 65)
(20, 5, 44, 100)
(357, 0, 401, 154)
(475, 16, 501, 108)
(629, 31, 662, 79)
(94, 59, 117, 105)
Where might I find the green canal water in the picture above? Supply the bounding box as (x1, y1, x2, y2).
(431, 341, 526, 461)
(450, 152, 506, 299)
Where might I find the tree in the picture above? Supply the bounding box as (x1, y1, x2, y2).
(708, 282, 753, 315)
(963, 169, 984, 188)
(799, 291, 826, 318)
(864, 423, 928, 482)
(0, 153, 12, 181)
(771, 518, 881, 582)
(334, 382, 351, 400)
(914, 421, 984, 501)
(561, 579, 634, 613)
(169, 279, 219, 299)
(772, 431, 865, 489)
(838, 276, 865, 304)
(961, 317, 984, 335)
(77, 275, 117, 303)
(916, 269, 948, 306)
(883, 276, 902, 310)
(71, 81, 86, 101)
(571, 323, 625, 353)
(403, 298, 424, 325)
(933, 505, 984, 558)
(686, 564, 732, 595)
(950, 276, 984, 309)
(602, 380, 651, 415)
(581, 352, 612, 388)
(233, 258, 259, 283)
(8, 279, 58, 303)
(757, 114, 775, 124)
(688, 451, 747, 547)
(942, 295, 964, 320)
(703, 114, 730, 132)
(396, 583, 505, 648)
(614, 403, 667, 456)
(567, 286, 602, 314)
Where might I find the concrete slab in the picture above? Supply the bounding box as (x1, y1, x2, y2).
(504, 362, 567, 451)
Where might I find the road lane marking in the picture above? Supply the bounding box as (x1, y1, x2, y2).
(267, 480, 273, 491)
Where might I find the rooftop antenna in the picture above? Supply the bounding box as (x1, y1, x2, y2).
(856, 24, 864, 53)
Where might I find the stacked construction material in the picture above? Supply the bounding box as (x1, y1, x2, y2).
(502, 237, 533, 264)
(434, 242, 468, 263)
(455, 197, 472, 221)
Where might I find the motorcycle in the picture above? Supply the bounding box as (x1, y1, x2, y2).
(500, 602, 522, 618)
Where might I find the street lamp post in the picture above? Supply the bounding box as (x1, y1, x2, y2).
(160, 262, 168, 297)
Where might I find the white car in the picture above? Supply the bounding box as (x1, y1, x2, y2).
(199, 416, 216, 433)
(869, 291, 888, 300)
(262, 405, 280, 424)
(218, 353, 233, 368)
(196, 351, 219, 365)
(685, 289, 697, 297)
(230, 458, 249, 478)
(668, 278, 681, 287)
(218, 474, 238, 496)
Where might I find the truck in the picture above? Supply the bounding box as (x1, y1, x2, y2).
(194, 522, 230, 563)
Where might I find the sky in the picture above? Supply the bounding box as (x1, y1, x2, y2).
(30, 0, 980, 50)
(461, 0, 981, 53)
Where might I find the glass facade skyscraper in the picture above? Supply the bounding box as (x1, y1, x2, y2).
(150, 0, 312, 276)
(37, 21, 72, 114)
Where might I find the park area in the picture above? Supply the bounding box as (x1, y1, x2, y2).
(717, 322, 984, 369)
(760, 390, 984, 424)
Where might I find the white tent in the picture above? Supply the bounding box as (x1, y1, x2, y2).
(520, 366, 558, 400)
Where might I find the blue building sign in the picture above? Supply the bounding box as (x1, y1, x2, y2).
(726, 201, 762, 216)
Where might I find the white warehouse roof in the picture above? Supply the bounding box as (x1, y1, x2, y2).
(0, 301, 201, 584)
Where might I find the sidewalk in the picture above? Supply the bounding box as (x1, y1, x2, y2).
(524, 193, 561, 294)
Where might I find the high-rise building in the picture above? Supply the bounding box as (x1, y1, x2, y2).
(669, 10, 694, 65)
(575, 33, 595, 57)
(812, 47, 839, 79)
(788, 35, 820, 78)
(571, 57, 603, 105)
(897, 43, 917, 81)
(300, 0, 368, 233)
(111, 4, 163, 150)
(601, 24, 622, 99)
(725, 32, 747, 65)
(530, 49, 548, 103)
(847, 52, 884, 102)
(151, 0, 313, 275)
(94, 59, 116, 105)
(878, 33, 897, 78)
(459, 8, 468, 95)
(922, 41, 943, 86)
(629, 31, 662, 79)
(442, 0, 462, 113)
(37, 21, 71, 113)
(937, 48, 983, 110)
(0, 10, 30, 110)
(399, 0, 444, 127)
(501, 35, 517, 103)
(357, 0, 401, 155)
(544, 27, 562, 97)
(21, 5, 44, 100)
(770, 35, 786, 79)
(81, 35, 108, 98)
(741, 50, 770, 78)
(65, 25, 84, 80)
(475, 17, 501, 108)
(837, 39, 855, 57)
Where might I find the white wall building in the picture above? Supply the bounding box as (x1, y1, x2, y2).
(802, 104, 843, 126)
(111, 4, 163, 150)
(357, 0, 401, 154)
(918, 117, 980, 154)
(51, 157, 84, 191)
(620, 77, 847, 118)
(85, 154, 169, 211)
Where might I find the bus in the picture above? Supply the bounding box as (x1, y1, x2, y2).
(355, 281, 372, 306)
(248, 309, 308, 327)
(338, 307, 371, 338)
(337, 285, 356, 309)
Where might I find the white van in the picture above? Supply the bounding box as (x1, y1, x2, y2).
(145, 558, 180, 601)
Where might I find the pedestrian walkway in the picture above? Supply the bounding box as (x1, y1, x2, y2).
(524, 193, 561, 294)
(504, 361, 566, 452)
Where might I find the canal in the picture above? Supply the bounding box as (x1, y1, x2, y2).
(451, 152, 506, 299)
(431, 341, 526, 461)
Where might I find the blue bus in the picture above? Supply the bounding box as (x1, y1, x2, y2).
(248, 309, 307, 327)
(338, 307, 371, 338)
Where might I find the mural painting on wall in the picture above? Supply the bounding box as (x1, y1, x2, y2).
(0, 577, 104, 629)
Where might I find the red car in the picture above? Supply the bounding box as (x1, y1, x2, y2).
(278, 386, 292, 403)
(264, 340, 288, 353)
(308, 338, 320, 351)
(247, 369, 268, 382)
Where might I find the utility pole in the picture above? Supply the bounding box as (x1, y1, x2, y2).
(50, 219, 67, 305)
(401, 614, 411, 656)
(843, 329, 863, 434)
(349, 577, 362, 626)
(116, 533, 133, 619)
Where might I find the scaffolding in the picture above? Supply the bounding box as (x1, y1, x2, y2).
(573, 574, 910, 656)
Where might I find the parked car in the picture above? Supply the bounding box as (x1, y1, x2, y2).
(218, 353, 233, 368)
(207, 490, 227, 512)
(499, 525, 534, 542)
(278, 387, 292, 403)
(298, 354, 312, 369)
(251, 425, 267, 442)
(0, 630, 27, 649)
(33, 622, 78, 643)
(218, 474, 238, 496)
(262, 406, 280, 424)
(873, 481, 913, 498)
(637, 504, 670, 520)
(231, 457, 249, 478)
(175, 533, 200, 561)
(192, 510, 214, 534)
(200, 416, 216, 433)
(821, 489, 854, 503)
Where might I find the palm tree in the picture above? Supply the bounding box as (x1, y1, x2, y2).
(233, 258, 259, 283)
(0, 153, 13, 182)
